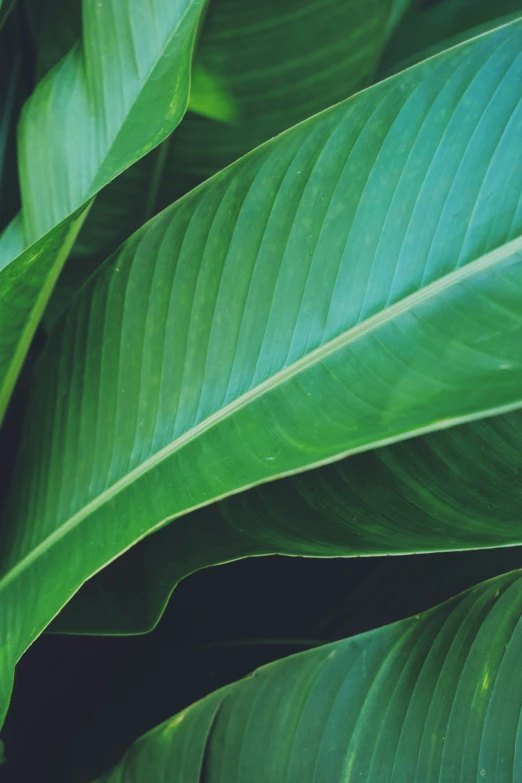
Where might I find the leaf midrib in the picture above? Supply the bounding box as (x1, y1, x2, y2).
(1, 233, 521, 590)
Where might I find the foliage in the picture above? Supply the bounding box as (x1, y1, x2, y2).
(0, 0, 521, 780)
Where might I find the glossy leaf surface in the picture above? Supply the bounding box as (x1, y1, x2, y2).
(95, 570, 522, 782)
(0, 0, 206, 420)
(2, 20, 522, 727)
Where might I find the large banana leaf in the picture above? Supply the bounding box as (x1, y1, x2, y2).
(93, 569, 522, 782)
(0, 0, 206, 421)
(2, 19, 522, 728)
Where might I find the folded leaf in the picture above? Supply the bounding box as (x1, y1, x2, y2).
(0, 0, 206, 421)
(93, 570, 522, 782)
(2, 19, 522, 728)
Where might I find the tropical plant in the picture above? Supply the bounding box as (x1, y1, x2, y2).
(1, 0, 522, 779)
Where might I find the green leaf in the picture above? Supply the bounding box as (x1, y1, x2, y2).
(0, 0, 206, 422)
(386, 0, 416, 35)
(2, 19, 522, 727)
(24, 0, 82, 81)
(188, 61, 239, 123)
(93, 569, 522, 782)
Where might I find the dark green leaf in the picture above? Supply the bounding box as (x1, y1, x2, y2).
(24, 0, 82, 81)
(381, 0, 522, 73)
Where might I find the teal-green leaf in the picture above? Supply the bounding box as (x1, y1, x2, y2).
(2, 19, 522, 727)
(93, 570, 522, 782)
(0, 0, 206, 421)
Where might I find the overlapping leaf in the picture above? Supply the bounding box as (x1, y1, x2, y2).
(2, 20, 522, 729)
(0, 0, 206, 420)
(94, 570, 522, 782)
